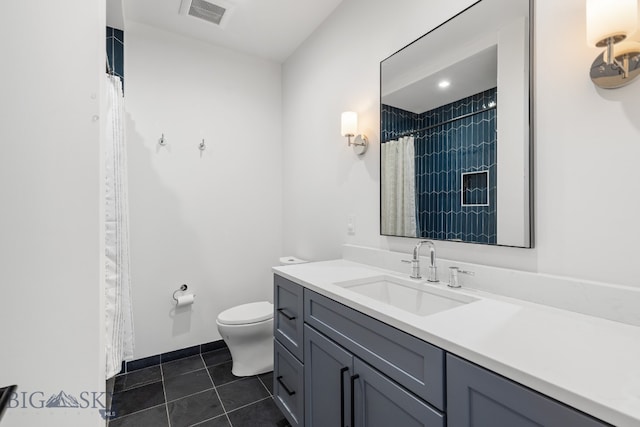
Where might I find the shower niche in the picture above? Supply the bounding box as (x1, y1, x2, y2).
(461, 171, 489, 207)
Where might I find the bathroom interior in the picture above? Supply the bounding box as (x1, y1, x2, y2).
(1, 0, 640, 426)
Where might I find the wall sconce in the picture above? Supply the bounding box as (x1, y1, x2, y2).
(341, 111, 368, 156)
(588, 0, 640, 88)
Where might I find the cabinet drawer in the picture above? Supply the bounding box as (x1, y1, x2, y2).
(304, 289, 445, 411)
(274, 275, 304, 361)
(274, 340, 304, 427)
(447, 354, 610, 427)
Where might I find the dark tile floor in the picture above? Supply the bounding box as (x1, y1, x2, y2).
(107, 348, 291, 427)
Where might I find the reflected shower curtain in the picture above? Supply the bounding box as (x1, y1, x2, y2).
(381, 136, 417, 237)
(105, 74, 134, 378)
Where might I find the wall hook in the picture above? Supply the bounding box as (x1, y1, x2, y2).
(159, 133, 166, 146)
(199, 139, 206, 151)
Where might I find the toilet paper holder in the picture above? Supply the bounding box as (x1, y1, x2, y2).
(173, 284, 189, 303)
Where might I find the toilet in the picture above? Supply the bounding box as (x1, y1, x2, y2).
(216, 301, 274, 376)
(216, 256, 307, 376)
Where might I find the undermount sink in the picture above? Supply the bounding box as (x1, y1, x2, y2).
(334, 275, 478, 316)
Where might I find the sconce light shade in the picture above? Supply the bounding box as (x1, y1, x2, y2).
(341, 111, 358, 137)
(586, 0, 637, 47)
(340, 111, 368, 156)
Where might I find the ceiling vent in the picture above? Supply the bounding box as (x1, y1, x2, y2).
(179, 0, 234, 27)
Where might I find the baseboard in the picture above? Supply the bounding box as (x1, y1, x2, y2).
(122, 340, 228, 373)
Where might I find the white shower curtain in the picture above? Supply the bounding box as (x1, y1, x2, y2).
(105, 74, 134, 378)
(381, 136, 417, 237)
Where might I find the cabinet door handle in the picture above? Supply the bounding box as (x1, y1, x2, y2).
(276, 375, 296, 396)
(350, 374, 360, 427)
(340, 367, 349, 427)
(277, 308, 297, 321)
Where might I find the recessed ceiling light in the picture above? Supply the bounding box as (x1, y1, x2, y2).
(438, 80, 451, 89)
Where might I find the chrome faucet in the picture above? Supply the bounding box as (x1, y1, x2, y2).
(447, 266, 475, 288)
(402, 240, 438, 282)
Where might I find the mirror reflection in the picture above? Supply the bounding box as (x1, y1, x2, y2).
(380, 0, 532, 247)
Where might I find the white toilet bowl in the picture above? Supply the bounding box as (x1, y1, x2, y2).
(216, 301, 274, 376)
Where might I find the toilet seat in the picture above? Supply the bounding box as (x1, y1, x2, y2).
(217, 301, 273, 325)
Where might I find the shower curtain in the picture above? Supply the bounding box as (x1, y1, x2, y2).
(381, 136, 417, 237)
(104, 74, 134, 378)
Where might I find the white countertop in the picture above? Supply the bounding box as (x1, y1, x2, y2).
(273, 259, 640, 427)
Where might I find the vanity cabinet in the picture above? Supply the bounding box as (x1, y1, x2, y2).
(273, 340, 304, 427)
(353, 357, 444, 427)
(274, 274, 610, 427)
(304, 289, 445, 410)
(274, 276, 305, 426)
(305, 323, 444, 427)
(447, 354, 610, 427)
(304, 289, 444, 427)
(274, 274, 304, 360)
(304, 325, 352, 426)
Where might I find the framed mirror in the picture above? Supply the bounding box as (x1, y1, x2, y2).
(380, 0, 533, 248)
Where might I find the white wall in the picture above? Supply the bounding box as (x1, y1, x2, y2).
(125, 22, 283, 359)
(282, 0, 640, 288)
(0, 1, 105, 426)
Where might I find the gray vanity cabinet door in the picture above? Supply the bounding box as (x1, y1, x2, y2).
(304, 325, 354, 427)
(447, 354, 610, 427)
(352, 358, 445, 427)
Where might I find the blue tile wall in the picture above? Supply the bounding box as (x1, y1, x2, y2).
(380, 104, 422, 142)
(106, 26, 124, 84)
(381, 87, 497, 244)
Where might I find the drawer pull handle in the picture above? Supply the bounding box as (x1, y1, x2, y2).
(350, 374, 360, 427)
(340, 367, 349, 427)
(277, 375, 296, 396)
(277, 308, 297, 321)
